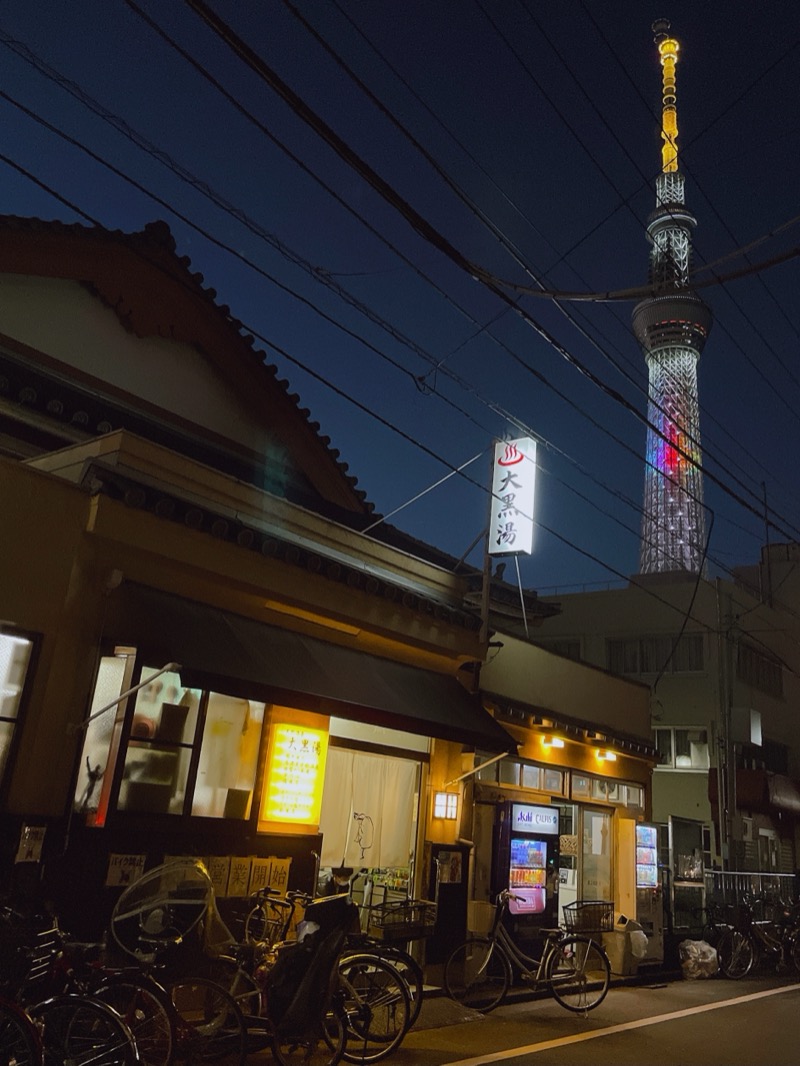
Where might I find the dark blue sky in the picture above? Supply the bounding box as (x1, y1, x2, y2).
(1, 0, 799, 592)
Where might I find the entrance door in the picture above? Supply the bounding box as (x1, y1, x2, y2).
(581, 807, 613, 901)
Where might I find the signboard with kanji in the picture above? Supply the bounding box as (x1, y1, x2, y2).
(488, 437, 536, 556)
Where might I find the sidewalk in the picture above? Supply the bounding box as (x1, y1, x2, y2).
(416, 961, 681, 1030)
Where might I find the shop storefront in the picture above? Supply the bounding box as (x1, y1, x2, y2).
(58, 581, 512, 936)
(466, 752, 647, 923)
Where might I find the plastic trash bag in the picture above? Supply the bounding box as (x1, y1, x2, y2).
(679, 938, 718, 979)
(630, 928, 649, 960)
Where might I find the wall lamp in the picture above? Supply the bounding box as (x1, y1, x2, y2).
(541, 735, 565, 749)
(596, 749, 617, 762)
(434, 792, 459, 820)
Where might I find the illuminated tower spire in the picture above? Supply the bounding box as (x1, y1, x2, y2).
(632, 21, 712, 575)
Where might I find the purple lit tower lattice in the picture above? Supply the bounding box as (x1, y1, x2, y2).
(632, 21, 712, 575)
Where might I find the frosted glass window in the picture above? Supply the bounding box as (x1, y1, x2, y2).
(191, 697, 265, 818)
(0, 631, 34, 792)
(118, 665, 201, 816)
(0, 633, 32, 720)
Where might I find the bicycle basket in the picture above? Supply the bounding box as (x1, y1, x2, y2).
(562, 900, 614, 933)
(367, 899, 437, 942)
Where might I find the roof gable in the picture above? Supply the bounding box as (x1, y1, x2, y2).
(0, 216, 372, 516)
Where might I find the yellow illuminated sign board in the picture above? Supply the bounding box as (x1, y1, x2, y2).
(260, 723, 328, 832)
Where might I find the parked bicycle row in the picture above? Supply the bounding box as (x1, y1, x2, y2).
(700, 892, 800, 980)
(0, 860, 619, 1066)
(0, 857, 427, 1066)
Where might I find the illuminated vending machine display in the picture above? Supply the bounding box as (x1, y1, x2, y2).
(635, 822, 664, 962)
(494, 802, 559, 935)
(635, 824, 658, 888)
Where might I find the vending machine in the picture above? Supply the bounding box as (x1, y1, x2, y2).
(493, 802, 559, 947)
(635, 823, 664, 962)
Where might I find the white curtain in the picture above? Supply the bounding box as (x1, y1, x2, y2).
(319, 749, 417, 868)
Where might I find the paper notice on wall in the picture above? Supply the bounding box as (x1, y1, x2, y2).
(15, 824, 45, 863)
(226, 857, 252, 897)
(249, 856, 292, 896)
(206, 856, 231, 897)
(106, 854, 146, 886)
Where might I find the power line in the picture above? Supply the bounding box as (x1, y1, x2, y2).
(179, 0, 800, 549)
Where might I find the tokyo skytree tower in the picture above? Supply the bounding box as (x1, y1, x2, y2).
(632, 22, 712, 575)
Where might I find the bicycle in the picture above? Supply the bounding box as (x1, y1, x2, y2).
(0, 908, 140, 1066)
(0, 993, 43, 1066)
(445, 890, 611, 1014)
(243, 887, 296, 948)
(717, 894, 800, 980)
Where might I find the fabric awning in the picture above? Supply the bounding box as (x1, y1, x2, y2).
(708, 768, 800, 817)
(104, 583, 514, 752)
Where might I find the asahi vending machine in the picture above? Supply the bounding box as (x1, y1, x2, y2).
(493, 802, 559, 950)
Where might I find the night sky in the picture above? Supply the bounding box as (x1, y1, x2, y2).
(1, 1, 799, 592)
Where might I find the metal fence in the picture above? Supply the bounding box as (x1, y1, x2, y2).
(704, 871, 798, 921)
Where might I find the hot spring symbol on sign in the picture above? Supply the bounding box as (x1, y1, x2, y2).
(489, 437, 537, 556)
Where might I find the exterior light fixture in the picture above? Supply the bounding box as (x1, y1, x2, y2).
(596, 749, 617, 762)
(434, 792, 459, 820)
(542, 735, 565, 749)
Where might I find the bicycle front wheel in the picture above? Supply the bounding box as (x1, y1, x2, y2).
(546, 936, 610, 1013)
(32, 993, 139, 1066)
(444, 937, 510, 1013)
(345, 945, 424, 1028)
(0, 1001, 42, 1066)
(272, 1003, 346, 1066)
(94, 975, 174, 1066)
(169, 977, 247, 1065)
(338, 954, 411, 1064)
(717, 929, 755, 979)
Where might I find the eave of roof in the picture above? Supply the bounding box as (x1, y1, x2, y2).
(0, 215, 372, 515)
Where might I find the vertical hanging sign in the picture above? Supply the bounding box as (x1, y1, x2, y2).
(489, 437, 537, 556)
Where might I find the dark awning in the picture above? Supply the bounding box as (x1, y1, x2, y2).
(104, 583, 514, 752)
(708, 768, 800, 817)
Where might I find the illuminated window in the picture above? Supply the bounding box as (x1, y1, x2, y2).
(0, 628, 34, 791)
(434, 792, 458, 820)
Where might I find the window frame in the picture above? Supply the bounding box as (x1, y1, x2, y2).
(654, 726, 710, 771)
(94, 656, 269, 825)
(607, 633, 704, 677)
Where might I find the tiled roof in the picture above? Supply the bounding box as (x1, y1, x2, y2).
(0, 215, 373, 514)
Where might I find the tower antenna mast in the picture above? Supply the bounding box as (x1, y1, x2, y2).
(633, 20, 712, 575)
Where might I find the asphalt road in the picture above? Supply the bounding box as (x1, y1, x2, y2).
(395, 974, 800, 1066)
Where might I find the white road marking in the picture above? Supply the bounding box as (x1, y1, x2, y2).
(443, 984, 800, 1065)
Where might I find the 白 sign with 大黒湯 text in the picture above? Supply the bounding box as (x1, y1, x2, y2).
(488, 437, 537, 556)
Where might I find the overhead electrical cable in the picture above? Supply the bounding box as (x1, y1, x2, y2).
(111, 1, 794, 534)
(179, 0, 800, 547)
(280, 0, 800, 523)
(7, 11, 794, 570)
(277, 0, 800, 528)
(574, 0, 800, 394)
(0, 71, 724, 567)
(313, 6, 800, 522)
(5, 143, 800, 665)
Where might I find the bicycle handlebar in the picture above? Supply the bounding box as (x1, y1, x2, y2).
(497, 889, 525, 905)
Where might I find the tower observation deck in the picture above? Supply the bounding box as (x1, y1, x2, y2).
(633, 22, 712, 575)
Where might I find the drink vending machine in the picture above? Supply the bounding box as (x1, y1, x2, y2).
(635, 823, 664, 962)
(493, 802, 559, 946)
